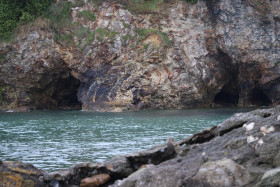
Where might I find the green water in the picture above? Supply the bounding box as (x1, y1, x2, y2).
(0, 108, 252, 172)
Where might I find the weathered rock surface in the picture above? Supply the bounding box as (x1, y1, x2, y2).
(80, 174, 111, 187)
(109, 106, 280, 187)
(0, 160, 48, 187)
(0, 0, 280, 111)
(1, 106, 280, 187)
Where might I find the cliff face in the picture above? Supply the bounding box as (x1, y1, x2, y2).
(0, 0, 279, 111)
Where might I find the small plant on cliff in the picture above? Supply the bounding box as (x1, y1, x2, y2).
(45, 1, 73, 33)
(135, 28, 172, 47)
(183, 0, 198, 4)
(117, 0, 164, 14)
(0, 87, 4, 105)
(78, 10, 96, 21)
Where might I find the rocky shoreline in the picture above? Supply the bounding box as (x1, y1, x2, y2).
(1, 106, 280, 186)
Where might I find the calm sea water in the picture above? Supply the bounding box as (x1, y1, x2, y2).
(0, 108, 252, 172)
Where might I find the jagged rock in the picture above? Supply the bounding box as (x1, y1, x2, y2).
(184, 158, 253, 187)
(80, 174, 110, 187)
(108, 106, 280, 187)
(259, 167, 280, 187)
(105, 156, 133, 178)
(109, 165, 155, 187)
(46, 162, 106, 185)
(0, 160, 48, 187)
(126, 141, 176, 170)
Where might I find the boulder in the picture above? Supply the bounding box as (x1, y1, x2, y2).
(184, 158, 253, 187)
(80, 174, 111, 187)
(0, 160, 48, 187)
(259, 167, 280, 187)
(105, 156, 133, 178)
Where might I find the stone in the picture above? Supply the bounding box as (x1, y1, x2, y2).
(277, 115, 280, 121)
(260, 125, 275, 135)
(47, 162, 105, 185)
(126, 141, 176, 169)
(243, 122, 255, 131)
(259, 167, 280, 187)
(0, 161, 48, 187)
(105, 156, 133, 178)
(80, 174, 110, 187)
(247, 135, 258, 144)
(185, 158, 253, 187)
(109, 165, 154, 187)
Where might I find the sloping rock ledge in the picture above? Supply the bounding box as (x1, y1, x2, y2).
(1, 106, 280, 187)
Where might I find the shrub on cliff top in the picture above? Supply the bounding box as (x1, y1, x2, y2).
(0, 0, 53, 42)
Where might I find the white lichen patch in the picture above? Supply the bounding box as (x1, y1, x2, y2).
(260, 125, 275, 135)
(247, 135, 258, 144)
(243, 122, 255, 131)
(277, 115, 280, 121)
(257, 139, 264, 145)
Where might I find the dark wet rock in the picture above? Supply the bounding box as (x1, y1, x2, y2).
(126, 141, 176, 170)
(0, 161, 48, 187)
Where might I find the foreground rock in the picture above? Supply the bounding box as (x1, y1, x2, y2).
(0, 0, 280, 112)
(110, 106, 280, 187)
(0, 161, 47, 187)
(1, 106, 280, 186)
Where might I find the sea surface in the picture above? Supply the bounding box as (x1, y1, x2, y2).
(0, 108, 253, 172)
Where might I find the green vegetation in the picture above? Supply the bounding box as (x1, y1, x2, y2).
(184, 0, 198, 4)
(0, 87, 5, 105)
(0, 53, 7, 63)
(84, 28, 119, 49)
(135, 28, 172, 47)
(0, 0, 197, 43)
(45, 1, 73, 33)
(0, 0, 53, 41)
(54, 34, 74, 44)
(121, 20, 131, 29)
(94, 28, 119, 42)
(122, 35, 133, 42)
(122, 0, 163, 14)
(78, 10, 96, 21)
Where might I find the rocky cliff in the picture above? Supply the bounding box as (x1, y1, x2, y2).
(1, 106, 280, 186)
(0, 0, 279, 112)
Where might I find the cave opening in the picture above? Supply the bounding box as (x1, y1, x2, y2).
(214, 87, 239, 106)
(214, 73, 239, 106)
(249, 87, 272, 106)
(31, 75, 82, 110)
(51, 76, 82, 110)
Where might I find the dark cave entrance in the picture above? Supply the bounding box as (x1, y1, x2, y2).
(31, 75, 82, 110)
(214, 86, 239, 106)
(249, 87, 272, 106)
(52, 76, 82, 109)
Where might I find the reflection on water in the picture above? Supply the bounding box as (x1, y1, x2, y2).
(0, 108, 252, 171)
